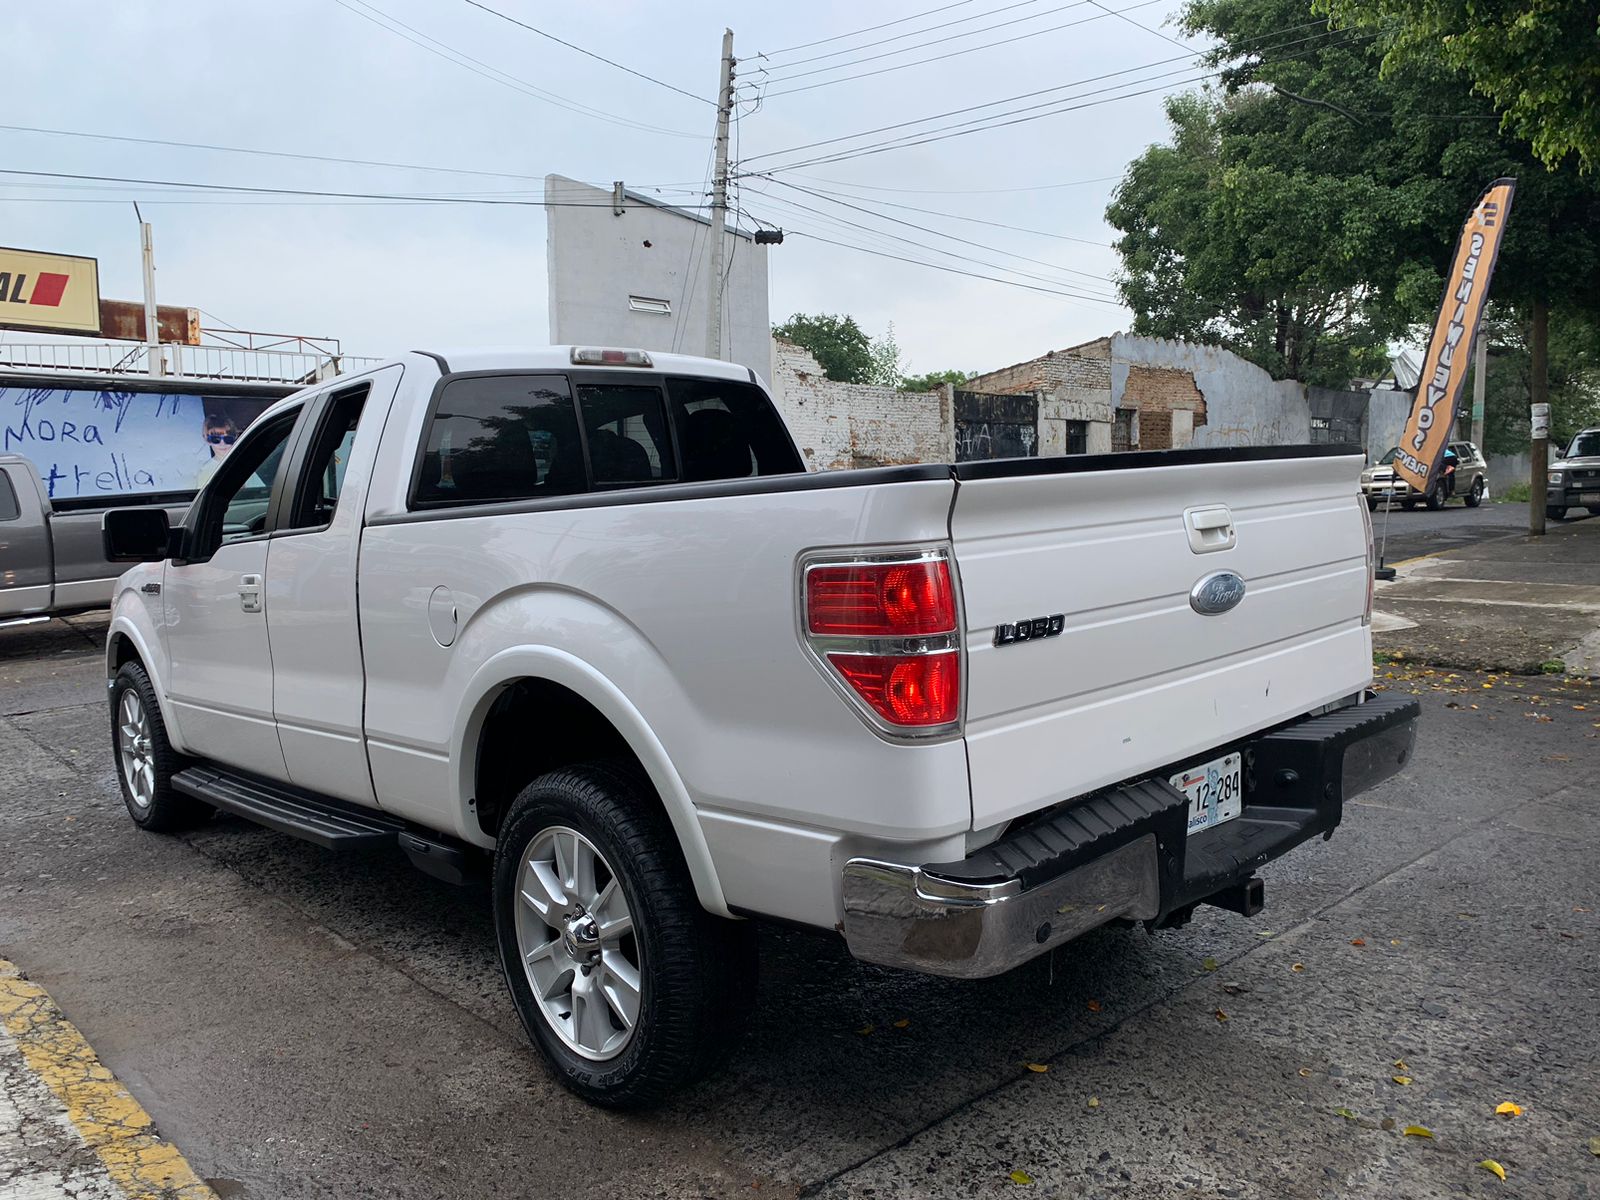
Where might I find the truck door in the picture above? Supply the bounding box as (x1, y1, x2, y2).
(263, 368, 399, 806)
(0, 463, 53, 617)
(162, 405, 304, 779)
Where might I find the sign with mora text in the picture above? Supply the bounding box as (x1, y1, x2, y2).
(1392, 179, 1516, 493)
(0, 247, 101, 335)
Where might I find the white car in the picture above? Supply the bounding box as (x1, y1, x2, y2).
(102, 347, 1418, 1106)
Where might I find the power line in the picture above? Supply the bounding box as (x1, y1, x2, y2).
(785, 228, 1122, 306)
(792, 172, 1121, 195)
(765, 177, 1116, 247)
(762, 0, 1169, 97)
(1084, 0, 1194, 51)
(755, 177, 1120, 284)
(758, 0, 984, 58)
(328, 0, 701, 138)
(747, 24, 1370, 174)
(0, 168, 714, 209)
(462, 0, 712, 105)
(745, 186, 1120, 300)
(763, 0, 1059, 72)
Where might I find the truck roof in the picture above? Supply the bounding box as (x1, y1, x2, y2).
(415, 347, 756, 382)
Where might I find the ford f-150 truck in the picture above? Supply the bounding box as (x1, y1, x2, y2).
(101, 347, 1418, 1107)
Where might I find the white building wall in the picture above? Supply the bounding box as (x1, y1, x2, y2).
(544, 175, 770, 376)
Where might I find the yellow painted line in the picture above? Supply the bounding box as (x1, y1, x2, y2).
(0, 959, 216, 1200)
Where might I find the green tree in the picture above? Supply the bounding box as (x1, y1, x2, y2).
(772, 313, 873, 383)
(1316, 0, 1600, 172)
(900, 369, 974, 393)
(865, 322, 904, 388)
(1479, 309, 1600, 454)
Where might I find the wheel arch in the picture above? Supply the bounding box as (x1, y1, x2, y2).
(105, 607, 182, 742)
(456, 647, 730, 918)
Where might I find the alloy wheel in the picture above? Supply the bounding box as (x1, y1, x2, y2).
(117, 690, 156, 812)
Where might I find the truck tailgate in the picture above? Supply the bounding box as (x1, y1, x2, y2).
(951, 448, 1372, 830)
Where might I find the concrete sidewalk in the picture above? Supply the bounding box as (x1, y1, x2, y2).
(1372, 513, 1600, 676)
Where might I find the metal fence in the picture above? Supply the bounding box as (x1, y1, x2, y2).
(0, 340, 379, 384)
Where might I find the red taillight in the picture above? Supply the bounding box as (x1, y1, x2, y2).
(806, 560, 956, 636)
(826, 652, 960, 726)
(802, 550, 962, 732)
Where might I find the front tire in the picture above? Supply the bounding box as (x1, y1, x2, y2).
(1547, 505, 1568, 521)
(109, 662, 209, 832)
(1424, 485, 1444, 511)
(493, 763, 755, 1108)
(1464, 478, 1484, 508)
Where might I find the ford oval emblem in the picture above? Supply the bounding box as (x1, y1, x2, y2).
(1190, 570, 1246, 616)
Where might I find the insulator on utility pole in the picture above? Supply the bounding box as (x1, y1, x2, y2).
(705, 28, 734, 361)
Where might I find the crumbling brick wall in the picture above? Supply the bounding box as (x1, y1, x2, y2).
(965, 337, 1112, 396)
(1123, 365, 1207, 448)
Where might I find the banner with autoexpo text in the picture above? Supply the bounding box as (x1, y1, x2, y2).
(1392, 178, 1516, 493)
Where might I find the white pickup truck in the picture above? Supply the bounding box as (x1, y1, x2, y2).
(102, 347, 1418, 1107)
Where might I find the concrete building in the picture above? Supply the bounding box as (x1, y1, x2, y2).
(543, 175, 770, 377)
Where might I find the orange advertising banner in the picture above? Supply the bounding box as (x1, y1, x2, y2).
(1392, 179, 1516, 492)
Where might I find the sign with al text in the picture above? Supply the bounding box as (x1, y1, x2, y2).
(1392, 179, 1516, 494)
(0, 247, 101, 335)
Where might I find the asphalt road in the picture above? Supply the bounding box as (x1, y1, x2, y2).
(2, 618, 1597, 1199)
(1369, 498, 1563, 568)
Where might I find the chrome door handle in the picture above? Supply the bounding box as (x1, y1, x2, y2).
(238, 573, 263, 613)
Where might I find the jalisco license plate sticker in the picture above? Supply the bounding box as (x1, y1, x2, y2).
(1172, 752, 1243, 836)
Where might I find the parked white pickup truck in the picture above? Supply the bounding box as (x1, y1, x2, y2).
(103, 347, 1418, 1107)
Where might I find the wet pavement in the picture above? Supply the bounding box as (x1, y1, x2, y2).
(1, 621, 1597, 1198)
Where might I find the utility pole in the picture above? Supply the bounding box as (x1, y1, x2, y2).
(704, 27, 734, 361)
(134, 204, 162, 377)
(1470, 331, 1487, 449)
(1529, 299, 1549, 536)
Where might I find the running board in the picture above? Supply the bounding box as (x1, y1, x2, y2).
(171, 765, 406, 850)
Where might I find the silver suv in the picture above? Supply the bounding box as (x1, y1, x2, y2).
(1546, 428, 1600, 521)
(1361, 441, 1488, 511)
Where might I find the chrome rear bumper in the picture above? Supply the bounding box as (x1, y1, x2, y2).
(841, 692, 1419, 978)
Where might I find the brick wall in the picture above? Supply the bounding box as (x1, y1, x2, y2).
(767, 337, 953, 470)
(1123, 365, 1207, 448)
(964, 337, 1112, 396)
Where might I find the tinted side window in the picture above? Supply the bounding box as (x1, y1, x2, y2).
(286, 384, 370, 529)
(416, 375, 583, 506)
(574, 384, 675, 486)
(0, 471, 18, 521)
(666, 378, 802, 481)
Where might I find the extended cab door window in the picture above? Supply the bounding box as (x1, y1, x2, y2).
(665, 377, 803, 480)
(414, 375, 584, 506)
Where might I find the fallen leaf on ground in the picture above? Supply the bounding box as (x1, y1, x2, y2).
(1393, 1059, 1408, 1071)
(1257, 930, 1275, 937)
(1215, 1009, 1229, 1022)
(856, 1024, 874, 1036)
(1588, 1136, 1600, 1156)
(1402, 1125, 1433, 1138)
(1297, 1067, 1312, 1078)
(1025, 1062, 1049, 1073)
(892, 1018, 910, 1029)
(1495, 1101, 1522, 1118)
(1334, 1107, 1356, 1120)
(1380, 1117, 1396, 1131)
(1350, 938, 1367, 946)
(1087, 999, 1102, 1012)
(1479, 1160, 1507, 1180)
(1291, 963, 1305, 973)
(1202, 957, 1218, 971)
(1086, 1096, 1100, 1109)
(1392, 1075, 1414, 1086)
(1576, 907, 1592, 913)
(1390, 939, 1403, 946)
(1009, 1169, 1034, 1186)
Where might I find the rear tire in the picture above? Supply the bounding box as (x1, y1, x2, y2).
(1365, 497, 1379, 511)
(493, 763, 755, 1109)
(1586, 506, 1600, 516)
(109, 662, 209, 832)
(1464, 478, 1484, 508)
(1547, 505, 1568, 521)
(1400, 498, 1417, 511)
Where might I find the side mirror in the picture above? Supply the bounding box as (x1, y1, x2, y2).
(102, 508, 171, 563)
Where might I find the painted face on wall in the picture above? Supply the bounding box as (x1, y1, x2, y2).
(205, 420, 238, 460)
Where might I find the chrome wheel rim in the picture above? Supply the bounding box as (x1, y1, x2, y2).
(514, 826, 641, 1061)
(117, 690, 155, 812)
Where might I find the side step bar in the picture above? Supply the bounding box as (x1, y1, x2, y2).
(171, 764, 480, 883)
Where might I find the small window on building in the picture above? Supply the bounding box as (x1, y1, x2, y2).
(1112, 408, 1134, 453)
(0, 471, 19, 521)
(1063, 420, 1088, 456)
(627, 295, 672, 315)
(1309, 416, 1332, 444)
(415, 375, 585, 506)
(574, 384, 676, 486)
(665, 378, 804, 481)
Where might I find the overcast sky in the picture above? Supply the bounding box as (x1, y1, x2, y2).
(8, 0, 1199, 376)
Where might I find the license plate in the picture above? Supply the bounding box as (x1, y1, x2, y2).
(1581, 492, 1600, 505)
(1172, 752, 1243, 836)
